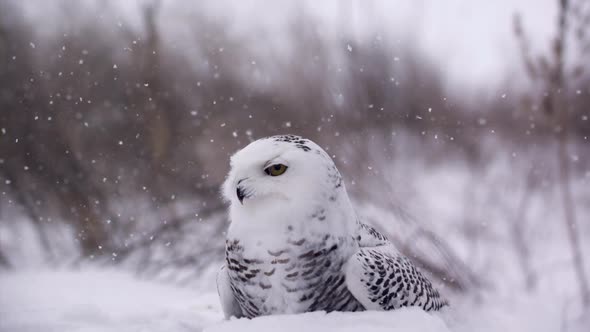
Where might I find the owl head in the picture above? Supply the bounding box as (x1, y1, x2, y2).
(222, 135, 345, 213)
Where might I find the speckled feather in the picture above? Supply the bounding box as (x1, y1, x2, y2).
(224, 234, 363, 318)
(217, 135, 447, 319)
(346, 226, 448, 312)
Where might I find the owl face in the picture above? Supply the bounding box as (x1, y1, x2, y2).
(222, 136, 342, 211)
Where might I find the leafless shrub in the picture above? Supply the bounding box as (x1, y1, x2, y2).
(514, 0, 590, 307)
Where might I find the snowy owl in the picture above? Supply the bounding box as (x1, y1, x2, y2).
(217, 135, 447, 318)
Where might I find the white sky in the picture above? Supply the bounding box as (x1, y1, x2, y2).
(20, 0, 557, 91)
(411, 0, 556, 89)
(187, 0, 557, 90)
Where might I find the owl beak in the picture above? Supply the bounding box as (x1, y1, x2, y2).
(236, 178, 249, 204)
(236, 186, 246, 205)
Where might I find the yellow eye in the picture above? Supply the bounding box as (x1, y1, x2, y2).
(265, 164, 288, 176)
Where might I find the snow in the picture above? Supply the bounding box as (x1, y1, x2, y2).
(0, 269, 221, 332)
(206, 309, 450, 332)
(1, 268, 589, 332)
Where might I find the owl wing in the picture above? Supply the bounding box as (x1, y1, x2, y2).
(345, 224, 448, 311)
(216, 265, 244, 319)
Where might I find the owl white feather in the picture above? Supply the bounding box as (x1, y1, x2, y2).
(217, 135, 447, 318)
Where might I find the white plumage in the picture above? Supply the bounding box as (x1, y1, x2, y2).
(217, 135, 447, 319)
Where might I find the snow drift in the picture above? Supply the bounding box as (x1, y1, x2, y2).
(205, 309, 450, 332)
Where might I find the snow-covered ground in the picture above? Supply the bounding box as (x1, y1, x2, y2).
(1, 268, 589, 332)
(207, 309, 450, 332)
(0, 269, 220, 332)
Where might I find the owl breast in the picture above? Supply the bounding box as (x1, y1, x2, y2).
(225, 234, 364, 317)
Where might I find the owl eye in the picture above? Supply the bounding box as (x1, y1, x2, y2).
(264, 164, 288, 176)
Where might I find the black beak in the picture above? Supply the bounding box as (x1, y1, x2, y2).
(236, 178, 249, 205)
(236, 186, 246, 205)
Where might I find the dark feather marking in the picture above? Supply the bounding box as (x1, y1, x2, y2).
(268, 249, 289, 257)
(288, 238, 306, 246)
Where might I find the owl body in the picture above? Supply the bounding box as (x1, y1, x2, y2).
(223, 232, 363, 317)
(217, 135, 447, 319)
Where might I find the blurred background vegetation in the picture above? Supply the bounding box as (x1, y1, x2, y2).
(0, 0, 589, 305)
